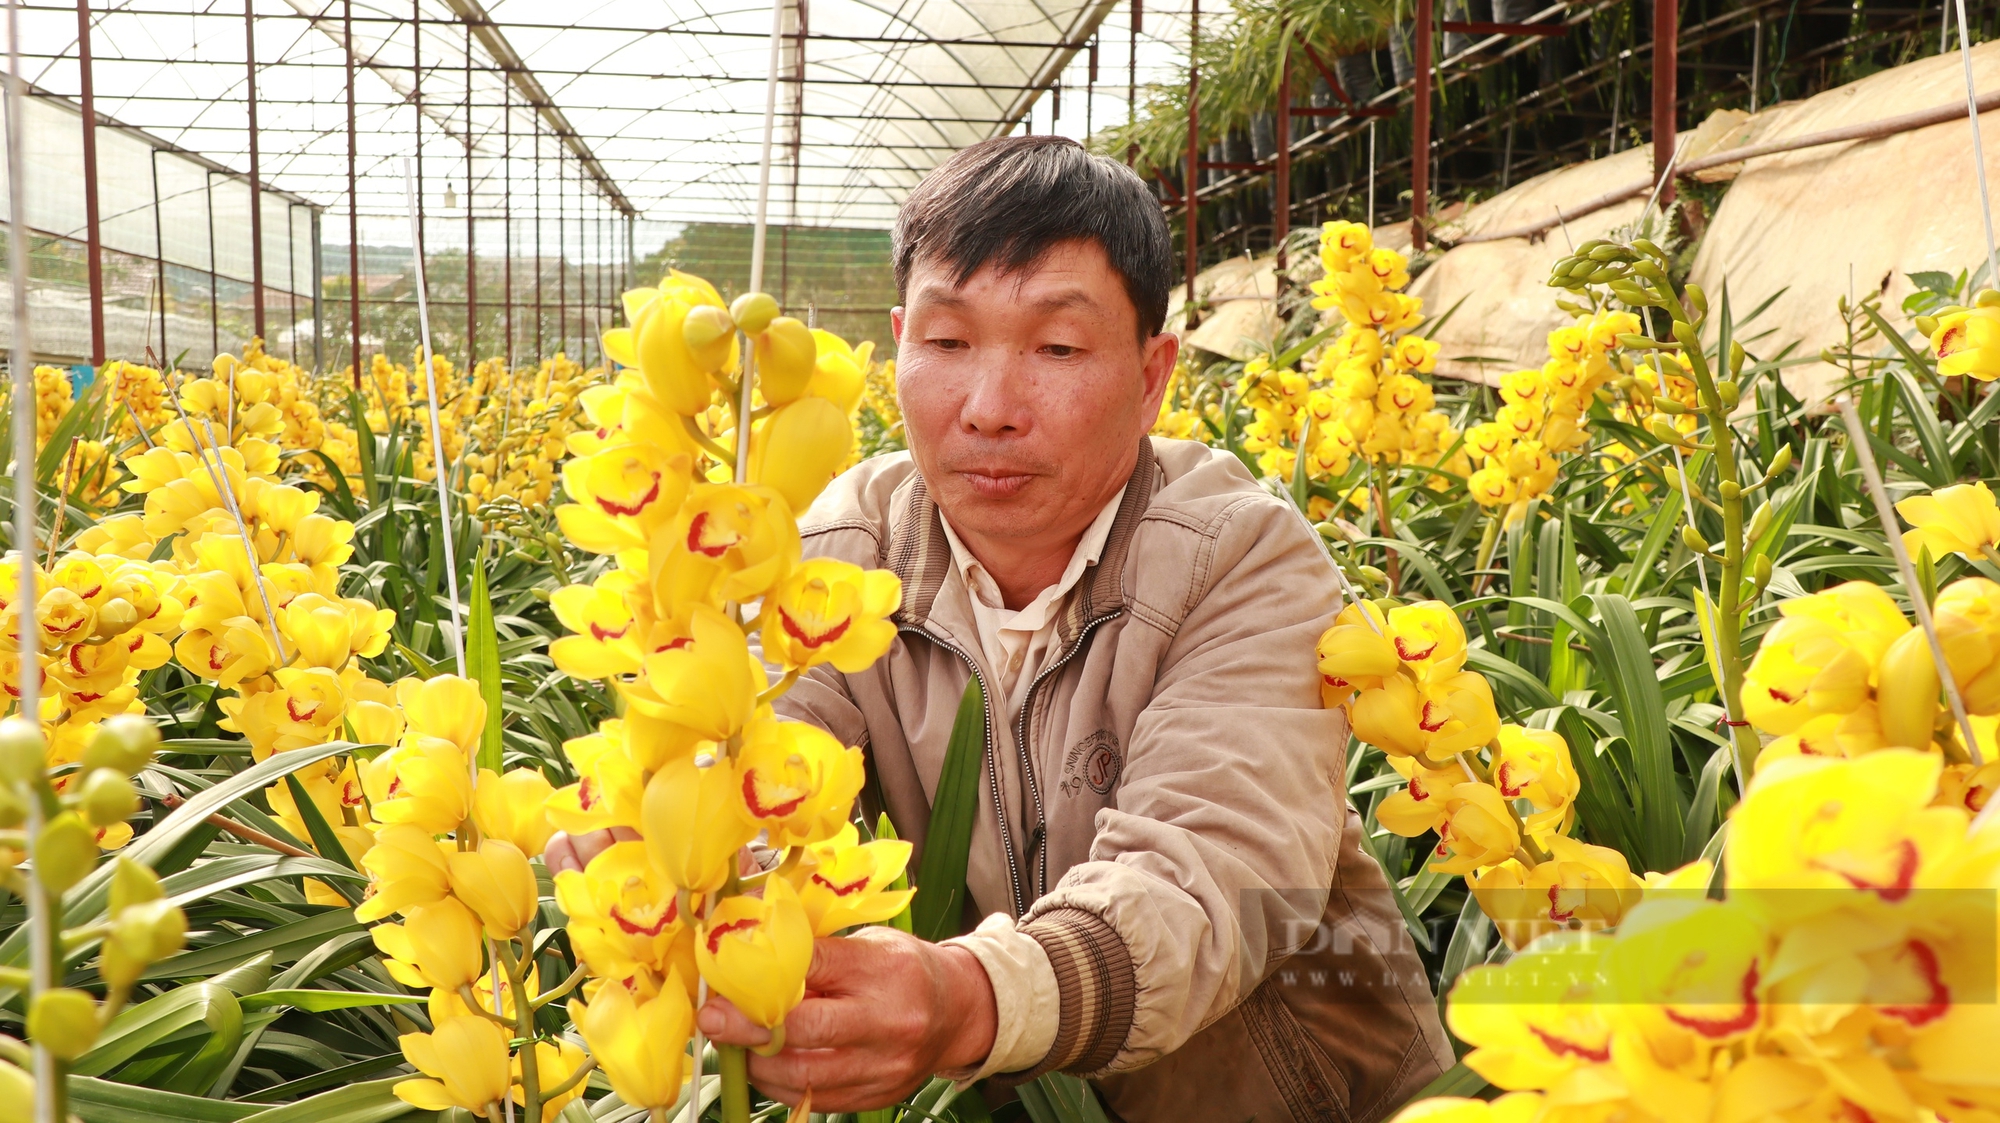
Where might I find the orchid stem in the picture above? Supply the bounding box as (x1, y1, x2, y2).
(717, 1043, 752, 1123)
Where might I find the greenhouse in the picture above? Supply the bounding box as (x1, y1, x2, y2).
(2, 0, 1999, 1121)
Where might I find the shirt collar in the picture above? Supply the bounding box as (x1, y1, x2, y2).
(938, 486, 1128, 621)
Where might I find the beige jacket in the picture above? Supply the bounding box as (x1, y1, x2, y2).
(779, 437, 1452, 1123)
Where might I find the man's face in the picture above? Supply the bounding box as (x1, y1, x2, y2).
(891, 239, 1178, 549)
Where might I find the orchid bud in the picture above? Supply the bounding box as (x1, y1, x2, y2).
(82, 715, 158, 777)
(36, 812, 99, 893)
(79, 768, 138, 828)
(0, 716, 46, 787)
(27, 989, 99, 1061)
(1682, 525, 1711, 554)
(730, 291, 781, 335)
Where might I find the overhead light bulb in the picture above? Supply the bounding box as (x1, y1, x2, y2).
(444, 184, 458, 209)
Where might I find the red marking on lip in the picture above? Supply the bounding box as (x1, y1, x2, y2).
(1765, 687, 1798, 705)
(73, 691, 105, 704)
(68, 646, 89, 675)
(1821, 838, 1920, 903)
(287, 697, 321, 723)
(1527, 1025, 1611, 1064)
(1395, 637, 1437, 662)
(577, 777, 599, 811)
(811, 872, 871, 897)
(1664, 963, 1762, 1038)
(594, 474, 661, 518)
(1495, 762, 1525, 798)
(208, 646, 229, 671)
(75, 584, 102, 600)
(590, 622, 630, 642)
(341, 780, 365, 806)
(1546, 885, 1576, 923)
(705, 917, 760, 954)
(1418, 701, 1448, 734)
(686, 511, 734, 557)
(780, 608, 851, 650)
(1880, 940, 1950, 1026)
(742, 772, 808, 820)
(612, 903, 675, 937)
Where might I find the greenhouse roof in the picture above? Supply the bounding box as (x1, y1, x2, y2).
(17, 0, 1130, 232)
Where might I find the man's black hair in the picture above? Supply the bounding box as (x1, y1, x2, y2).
(892, 135, 1174, 338)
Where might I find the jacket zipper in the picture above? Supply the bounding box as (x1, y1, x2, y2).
(1013, 608, 1126, 900)
(897, 625, 1027, 918)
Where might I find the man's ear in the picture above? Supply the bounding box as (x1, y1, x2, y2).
(1138, 330, 1180, 420)
(891, 306, 906, 344)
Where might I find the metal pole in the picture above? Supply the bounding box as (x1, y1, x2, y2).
(151, 147, 167, 364)
(345, 0, 360, 383)
(414, 0, 425, 276)
(403, 157, 467, 676)
(533, 124, 542, 360)
(465, 19, 476, 362)
(206, 172, 218, 357)
(4, 0, 51, 1110)
(1652, 0, 1677, 208)
(1127, 0, 1139, 165)
(77, 0, 105, 364)
(1275, 48, 1290, 271)
(244, 0, 265, 344)
(1184, 0, 1198, 322)
(503, 81, 512, 367)
(557, 150, 566, 357)
(1412, 0, 1432, 250)
(1367, 119, 1376, 229)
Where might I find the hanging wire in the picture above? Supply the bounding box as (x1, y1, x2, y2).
(1952, 0, 2000, 289)
(403, 156, 468, 679)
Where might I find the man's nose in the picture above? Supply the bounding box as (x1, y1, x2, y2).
(959, 352, 1034, 437)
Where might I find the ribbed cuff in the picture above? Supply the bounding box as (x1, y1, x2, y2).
(1008, 906, 1137, 1079)
(937, 915, 1061, 1084)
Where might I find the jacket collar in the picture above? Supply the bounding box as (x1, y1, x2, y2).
(887, 437, 1159, 643)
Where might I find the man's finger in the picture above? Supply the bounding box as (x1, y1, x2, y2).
(696, 995, 772, 1048)
(779, 993, 872, 1051)
(745, 1048, 915, 1113)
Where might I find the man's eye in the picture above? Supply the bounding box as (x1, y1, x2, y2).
(1043, 344, 1079, 358)
(930, 338, 967, 351)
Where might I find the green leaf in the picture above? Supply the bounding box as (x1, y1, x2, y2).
(1588, 593, 1685, 872)
(140, 908, 364, 984)
(912, 677, 986, 942)
(69, 1074, 264, 1123)
(74, 982, 244, 1095)
(235, 1076, 427, 1123)
(239, 989, 428, 1012)
(285, 772, 362, 878)
(468, 555, 506, 774)
(1016, 1073, 1112, 1123)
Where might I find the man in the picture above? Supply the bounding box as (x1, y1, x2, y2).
(551, 136, 1449, 1121)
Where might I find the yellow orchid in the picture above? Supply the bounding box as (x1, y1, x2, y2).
(372, 897, 486, 991)
(279, 593, 355, 669)
(650, 483, 800, 607)
(1383, 1095, 1546, 1123)
(1423, 781, 1521, 875)
(553, 840, 694, 988)
(1373, 756, 1476, 839)
(397, 674, 488, 755)
(1382, 601, 1472, 681)
(1929, 304, 2000, 380)
(787, 825, 915, 936)
(696, 875, 814, 1029)
(1470, 836, 1644, 951)
(736, 718, 867, 848)
(1605, 895, 1767, 1042)
(1447, 934, 1617, 1090)
(806, 329, 869, 411)
(545, 725, 646, 836)
(753, 316, 818, 405)
(362, 735, 472, 835)
(472, 768, 557, 858)
(1489, 725, 1580, 838)
(391, 1015, 513, 1115)
(555, 442, 693, 553)
(571, 978, 694, 1109)
(1936, 576, 2000, 714)
(446, 839, 539, 938)
(354, 823, 454, 922)
(635, 285, 727, 416)
(1740, 612, 1884, 735)
(1350, 671, 1500, 762)
(760, 559, 901, 673)
(1314, 621, 1400, 707)
(548, 577, 644, 679)
(748, 395, 854, 515)
(641, 749, 759, 894)
(627, 605, 760, 742)
(511, 1038, 588, 1122)
(1898, 481, 2000, 564)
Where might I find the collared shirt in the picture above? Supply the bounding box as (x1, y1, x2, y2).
(932, 487, 1125, 1082)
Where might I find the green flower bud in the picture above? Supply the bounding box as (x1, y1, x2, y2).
(680, 304, 737, 372)
(36, 812, 99, 894)
(1718, 381, 1741, 409)
(1685, 284, 1708, 316)
(103, 898, 187, 989)
(1653, 396, 1688, 415)
(27, 989, 100, 1061)
(1649, 416, 1685, 445)
(109, 855, 164, 914)
(1747, 500, 1774, 543)
(1729, 340, 1747, 374)
(1914, 315, 1940, 337)
(1977, 288, 2000, 308)
(1719, 480, 1742, 502)
(1660, 464, 1684, 492)
(1610, 281, 1655, 306)
(79, 768, 138, 828)
(1631, 238, 1665, 259)
(1682, 525, 1712, 554)
(1768, 444, 1794, 477)
(729, 291, 781, 335)
(82, 715, 158, 778)
(0, 716, 47, 787)
(1753, 553, 1774, 588)
(0, 784, 24, 829)
(1587, 245, 1624, 262)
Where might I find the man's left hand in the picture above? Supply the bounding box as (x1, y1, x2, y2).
(696, 926, 998, 1111)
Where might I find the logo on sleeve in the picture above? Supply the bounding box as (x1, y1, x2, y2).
(1061, 729, 1122, 796)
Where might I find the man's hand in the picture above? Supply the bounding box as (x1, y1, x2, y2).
(542, 828, 639, 877)
(697, 926, 999, 1111)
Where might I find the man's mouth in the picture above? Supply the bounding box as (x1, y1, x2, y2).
(957, 469, 1035, 498)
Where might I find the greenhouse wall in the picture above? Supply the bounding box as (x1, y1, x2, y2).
(0, 88, 320, 370)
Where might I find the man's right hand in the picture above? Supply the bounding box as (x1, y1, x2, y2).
(542, 827, 640, 877)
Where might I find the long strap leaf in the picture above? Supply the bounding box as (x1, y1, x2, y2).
(468, 553, 506, 774)
(911, 676, 986, 943)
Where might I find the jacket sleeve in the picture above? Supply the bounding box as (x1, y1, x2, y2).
(1012, 496, 1350, 1077)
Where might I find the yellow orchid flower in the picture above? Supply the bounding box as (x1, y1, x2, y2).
(1372, 757, 1472, 840)
(650, 483, 800, 607)
(547, 578, 645, 680)
(696, 875, 814, 1029)
(1314, 621, 1399, 707)
(1899, 481, 2000, 565)
(571, 977, 694, 1110)
(1418, 781, 1520, 875)
(553, 840, 693, 987)
(472, 768, 557, 858)
(753, 316, 818, 405)
(1383, 601, 1472, 681)
(760, 558, 901, 674)
(391, 1015, 513, 1115)
(1383, 1094, 1546, 1123)
(641, 749, 759, 894)
(1350, 671, 1500, 762)
(805, 329, 869, 412)
(636, 288, 726, 416)
(1740, 614, 1882, 735)
(362, 735, 472, 835)
(786, 825, 915, 936)
(1930, 304, 2000, 381)
(1447, 934, 1617, 1090)
(355, 823, 454, 922)
(446, 839, 539, 938)
(279, 592, 355, 669)
(546, 725, 646, 836)
(1936, 576, 2000, 714)
(512, 1038, 588, 1122)
(1470, 836, 1644, 951)
(372, 897, 486, 990)
(555, 442, 694, 554)
(627, 605, 760, 743)
(397, 674, 488, 755)
(748, 396, 854, 515)
(1603, 894, 1768, 1043)
(736, 718, 866, 848)
(1490, 725, 1580, 838)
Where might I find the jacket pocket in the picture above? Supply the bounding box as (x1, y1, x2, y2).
(1240, 980, 1354, 1123)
